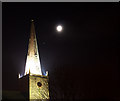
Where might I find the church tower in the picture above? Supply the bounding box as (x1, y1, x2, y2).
(19, 20, 49, 101)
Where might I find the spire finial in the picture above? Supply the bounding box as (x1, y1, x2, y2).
(31, 19, 34, 22)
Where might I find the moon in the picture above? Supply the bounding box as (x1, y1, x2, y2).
(56, 25, 63, 32)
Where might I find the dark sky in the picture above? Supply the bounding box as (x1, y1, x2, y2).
(2, 2, 120, 100)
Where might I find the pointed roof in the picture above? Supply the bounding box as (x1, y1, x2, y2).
(24, 20, 42, 75)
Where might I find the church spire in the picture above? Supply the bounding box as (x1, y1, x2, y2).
(24, 20, 42, 75)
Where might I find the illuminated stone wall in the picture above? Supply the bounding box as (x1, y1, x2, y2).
(29, 75, 49, 100)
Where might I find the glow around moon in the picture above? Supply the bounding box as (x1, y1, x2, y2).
(56, 25, 63, 32)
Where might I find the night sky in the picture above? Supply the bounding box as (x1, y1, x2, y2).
(3, 2, 120, 100)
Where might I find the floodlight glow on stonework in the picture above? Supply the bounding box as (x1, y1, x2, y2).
(24, 20, 42, 76)
(24, 54, 42, 75)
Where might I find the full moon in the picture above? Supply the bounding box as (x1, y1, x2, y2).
(56, 25, 63, 32)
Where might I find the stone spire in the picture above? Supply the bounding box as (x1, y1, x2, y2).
(24, 20, 42, 75)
